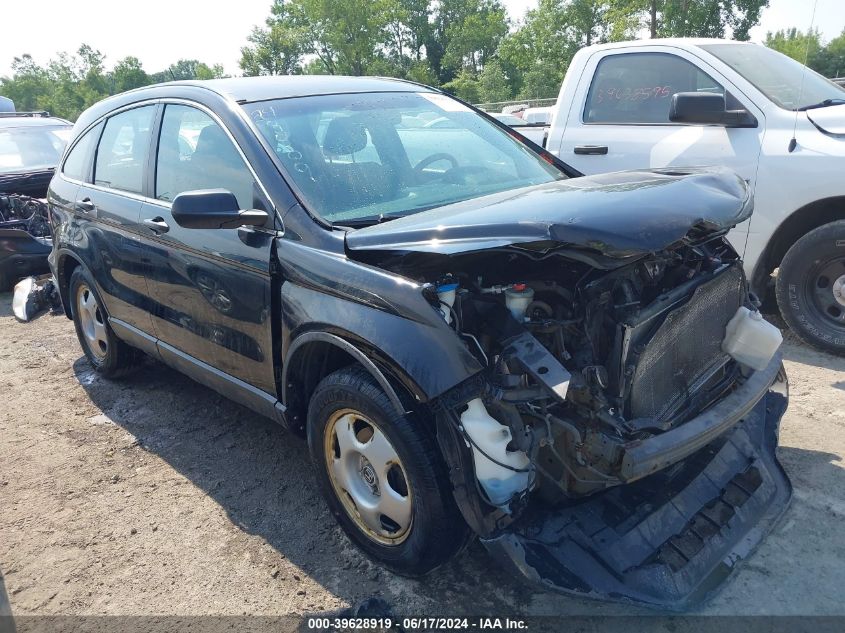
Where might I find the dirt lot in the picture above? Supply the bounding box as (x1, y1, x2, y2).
(1, 289, 844, 619)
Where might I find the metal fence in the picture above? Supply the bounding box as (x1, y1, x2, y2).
(834, 77, 845, 87)
(474, 97, 557, 113)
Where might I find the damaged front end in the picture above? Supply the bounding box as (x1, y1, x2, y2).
(0, 192, 52, 290)
(346, 168, 791, 609)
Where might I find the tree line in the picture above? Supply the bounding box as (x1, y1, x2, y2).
(765, 27, 845, 79)
(2, 0, 842, 122)
(0, 49, 225, 121)
(238, 0, 772, 103)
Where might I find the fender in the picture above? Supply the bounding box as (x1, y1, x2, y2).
(276, 240, 485, 407)
(51, 247, 89, 319)
(282, 331, 406, 417)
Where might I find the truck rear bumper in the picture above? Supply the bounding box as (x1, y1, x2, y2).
(481, 366, 790, 610)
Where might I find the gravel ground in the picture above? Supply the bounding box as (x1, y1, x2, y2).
(1, 289, 844, 620)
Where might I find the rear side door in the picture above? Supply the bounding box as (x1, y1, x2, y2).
(138, 102, 277, 394)
(556, 47, 764, 187)
(73, 104, 158, 334)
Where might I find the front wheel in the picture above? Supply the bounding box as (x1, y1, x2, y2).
(776, 220, 845, 355)
(69, 267, 139, 377)
(307, 365, 470, 576)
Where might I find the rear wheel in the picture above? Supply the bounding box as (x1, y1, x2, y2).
(69, 267, 138, 377)
(307, 365, 470, 575)
(776, 220, 845, 355)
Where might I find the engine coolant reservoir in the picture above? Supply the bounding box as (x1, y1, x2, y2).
(722, 306, 783, 371)
(460, 399, 531, 510)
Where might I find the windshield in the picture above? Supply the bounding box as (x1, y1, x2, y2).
(701, 43, 845, 110)
(243, 91, 563, 224)
(0, 125, 72, 174)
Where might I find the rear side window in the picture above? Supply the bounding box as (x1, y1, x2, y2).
(155, 104, 257, 210)
(584, 53, 725, 124)
(63, 124, 100, 182)
(95, 106, 155, 194)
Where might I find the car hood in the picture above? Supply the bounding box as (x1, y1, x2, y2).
(806, 104, 845, 135)
(0, 169, 54, 198)
(345, 167, 752, 260)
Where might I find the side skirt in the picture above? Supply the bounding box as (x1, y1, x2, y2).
(109, 318, 287, 426)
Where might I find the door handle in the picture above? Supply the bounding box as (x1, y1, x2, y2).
(143, 217, 170, 234)
(574, 145, 609, 155)
(76, 198, 95, 213)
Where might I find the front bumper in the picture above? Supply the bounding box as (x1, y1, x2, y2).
(0, 228, 51, 288)
(481, 360, 791, 610)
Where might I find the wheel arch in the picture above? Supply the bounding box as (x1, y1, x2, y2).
(55, 249, 86, 319)
(282, 332, 408, 435)
(753, 196, 845, 291)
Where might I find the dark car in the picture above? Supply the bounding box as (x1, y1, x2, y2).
(0, 111, 72, 289)
(48, 77, 791, 609)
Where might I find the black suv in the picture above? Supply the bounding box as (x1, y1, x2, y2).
(48, 77, 791, 609)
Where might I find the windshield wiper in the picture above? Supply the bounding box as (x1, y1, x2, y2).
(797, 98, 845, 111)
(334, 212, 408, 229)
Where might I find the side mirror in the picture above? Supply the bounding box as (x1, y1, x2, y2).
(669, 92, 757, 128)
(171, 189, 269, 229)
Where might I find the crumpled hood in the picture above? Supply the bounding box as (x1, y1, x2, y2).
(345, 167, 752, 259)
(806, 104, 845, 135)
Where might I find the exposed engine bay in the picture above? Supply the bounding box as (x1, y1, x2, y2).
(0, 193, 53, 290)
(375, 234, 783, 520)
(0, 193, 51, 238)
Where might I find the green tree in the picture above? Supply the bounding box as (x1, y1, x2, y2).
(478, 59, 512, 102)
(642, 0, 769, 40)
(111, 56, 151, 92)
(765, 28, 824, 69)
(156, 59, 226, 81)
(818, 29, 845, 79)
(499, 0, 635, 99)
(284, 0, 393, 76)
(442, 0, 509, 74)
(1, 46, 226, 121)
(240, 0, 307, 75)
(442, 68, 481, 102)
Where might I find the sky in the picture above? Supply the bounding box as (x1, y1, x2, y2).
(1, 0, 843, 78)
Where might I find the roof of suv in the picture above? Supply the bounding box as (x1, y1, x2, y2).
(143, 75, 427, 104)
(72, 76, 434, 134)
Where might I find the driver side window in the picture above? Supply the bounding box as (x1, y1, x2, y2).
(155, 104, 257, 210)
(584, 53, 726, 124)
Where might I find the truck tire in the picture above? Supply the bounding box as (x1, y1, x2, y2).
(776, 220, 845, 356)
(307, 365, 470, 576)
(69, 267, 139, 377)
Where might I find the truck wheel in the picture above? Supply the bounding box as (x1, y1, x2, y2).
(307, 365, 470, 576)
(69, 267, 138, 377)
(776, 220, 845, 355)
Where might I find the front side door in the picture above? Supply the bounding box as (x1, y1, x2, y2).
(555, 48, 764, 186)
(74, 105, 158, 334)
(139, 103, 277, 394)
(553, 47, 765, 254)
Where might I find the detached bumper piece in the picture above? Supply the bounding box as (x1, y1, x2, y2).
(481, 376, 790, 610)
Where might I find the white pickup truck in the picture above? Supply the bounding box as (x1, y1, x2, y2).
(538, 38, 845, 355)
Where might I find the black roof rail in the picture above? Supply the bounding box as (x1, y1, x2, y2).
(0, 111, 52, 119)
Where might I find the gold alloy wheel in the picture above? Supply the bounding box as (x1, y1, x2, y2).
(76, 283, 108, 361)
(323, 408, 413, 545)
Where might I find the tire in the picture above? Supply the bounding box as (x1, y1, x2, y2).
(776, 220, 845, 356)
(307, 365, 470, 576)
(69, 267, 139, 377)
